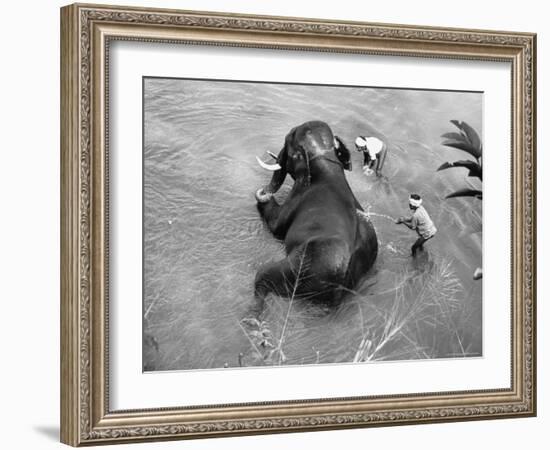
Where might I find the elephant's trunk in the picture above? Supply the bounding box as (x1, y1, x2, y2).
(255, 167, 287, 202)
(263, 167, 286, 195)
(256, 147, 288, 202)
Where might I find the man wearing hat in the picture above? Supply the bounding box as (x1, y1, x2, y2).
(355, 135, 387, 176)
(396, 194, 437, 256)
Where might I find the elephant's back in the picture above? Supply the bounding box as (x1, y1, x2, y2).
(284, 184, 357, 249)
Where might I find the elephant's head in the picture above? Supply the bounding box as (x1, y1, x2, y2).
(256, 121, 351, 202)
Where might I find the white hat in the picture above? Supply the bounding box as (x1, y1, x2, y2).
(355, 136, 367, 147)
(409, 196, 423, 207)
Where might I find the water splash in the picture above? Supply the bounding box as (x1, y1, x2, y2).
(357, 205, 397, 223)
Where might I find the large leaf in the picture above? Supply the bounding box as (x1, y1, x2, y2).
(441, 139, 482, 160)
(453, 120, 482, 153)
(437, 160, 482, 179)
(452, 120, 481, 158)
(441, 132, 467, 142)
(445, 188, 482, 200)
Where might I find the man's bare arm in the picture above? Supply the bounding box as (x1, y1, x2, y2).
(396, 216, 415, 229)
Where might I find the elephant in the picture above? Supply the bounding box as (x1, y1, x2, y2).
(253, 120, 378, 310)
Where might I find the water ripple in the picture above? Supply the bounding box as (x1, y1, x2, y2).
(143, 77, 483, 371)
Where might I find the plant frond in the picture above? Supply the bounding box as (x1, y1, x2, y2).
(437, 160, 482, 179)
(441, 139, 482, 160)
(451, 120, 482, 153)
(441, 131, 467, 142)
(445, 188, 482, 200)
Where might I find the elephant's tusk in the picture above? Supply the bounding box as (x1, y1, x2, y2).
(267, 151, 278, 160)
(256, 156, 281, 171)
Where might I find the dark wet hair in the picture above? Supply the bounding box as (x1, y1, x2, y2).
(410, 194, 421, 200)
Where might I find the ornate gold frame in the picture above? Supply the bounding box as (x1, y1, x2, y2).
(60, 3, 536, 446)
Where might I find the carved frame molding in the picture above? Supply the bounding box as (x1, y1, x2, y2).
(61, 3, 536, 446)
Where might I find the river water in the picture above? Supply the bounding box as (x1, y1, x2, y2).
(143, 77, 482, 371)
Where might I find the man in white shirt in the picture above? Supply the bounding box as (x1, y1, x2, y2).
(355, 135, 387, 176)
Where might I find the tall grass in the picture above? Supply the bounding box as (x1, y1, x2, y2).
(353, 258, 474, 363)
(239, 245, 316, 366)
(239, 256, 481, 367)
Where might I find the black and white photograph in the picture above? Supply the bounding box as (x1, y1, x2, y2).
(142, 77, 483, 372)
(2, 0, 542, 446)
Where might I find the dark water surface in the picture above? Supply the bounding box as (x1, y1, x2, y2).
(143, 78, 483, 371)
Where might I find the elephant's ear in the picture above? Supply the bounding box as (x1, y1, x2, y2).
(334, 136, 352, 171)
